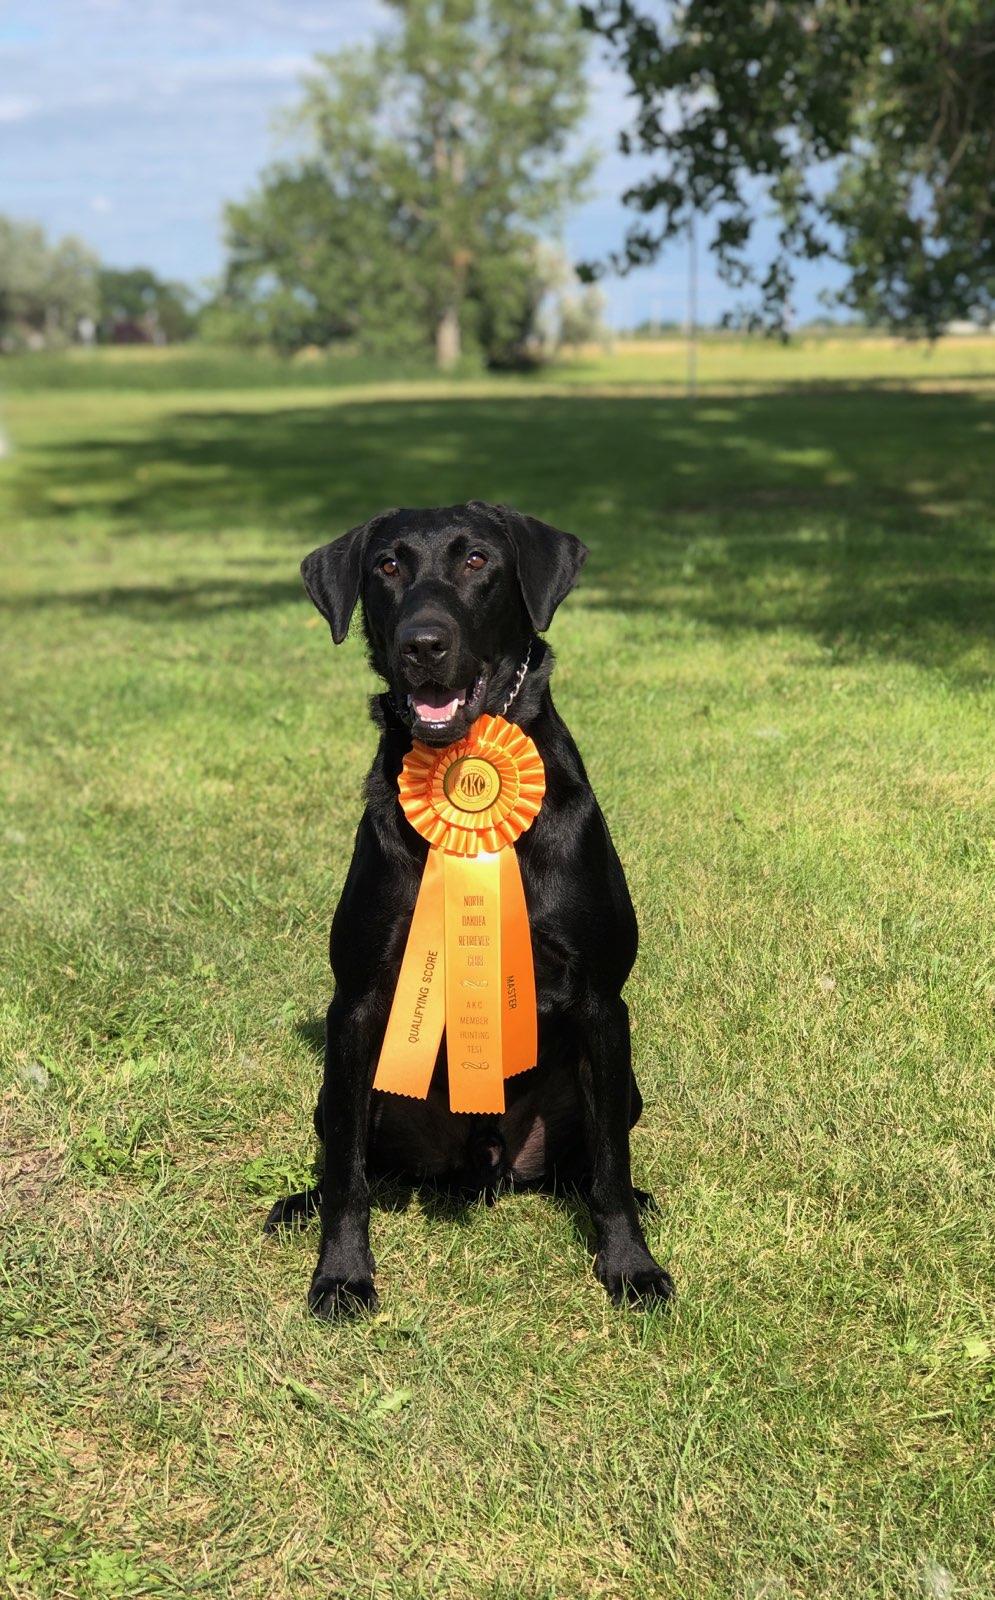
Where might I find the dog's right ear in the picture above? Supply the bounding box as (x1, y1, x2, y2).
(301, 514, 388, 644)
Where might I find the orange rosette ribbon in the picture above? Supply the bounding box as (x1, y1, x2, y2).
(373, 714, 545, 1114)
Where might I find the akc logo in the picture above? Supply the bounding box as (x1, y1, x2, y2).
(443, 756, 501, 813)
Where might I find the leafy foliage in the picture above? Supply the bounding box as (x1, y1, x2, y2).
(97, 267, 197, 343)
(0, 216, 200, 351)
(581, 0, 995, 334)
(558, 282, 608, 347)
(0, 216, 99, 350)
(213, 0, 592, 366)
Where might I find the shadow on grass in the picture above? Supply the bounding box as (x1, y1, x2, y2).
(263, 1173, 602, 1268)
(10, 386, 995, 679)
(294, 1016, 326, 1060)
(265, 1168, 602, 1253)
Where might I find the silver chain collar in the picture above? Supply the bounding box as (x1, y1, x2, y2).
(499, 643, 532, 716)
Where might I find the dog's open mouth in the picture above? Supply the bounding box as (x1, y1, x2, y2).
(406, 671, 487, 736)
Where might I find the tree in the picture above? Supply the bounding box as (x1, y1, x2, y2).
(219, 0, 592, 367)
(97, 267, 197, 343)
(0, 216, 98, 349)
(45, 237, 100, 341)
(0, 218, 48, 347)
(559, 283, 608, 348)
(580, 1, 995, 336)
(215, 146, 426, 356)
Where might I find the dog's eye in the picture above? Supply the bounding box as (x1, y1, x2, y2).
(465, 551, 487, 571)
(379, 556, 399, 577)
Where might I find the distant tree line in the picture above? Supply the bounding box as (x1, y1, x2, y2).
(0, 217, 98, 351)
(96, 267, 197, 345)
(0, 216, 197, 352)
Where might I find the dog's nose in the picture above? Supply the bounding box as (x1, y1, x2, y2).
(398, 621, 454, 672)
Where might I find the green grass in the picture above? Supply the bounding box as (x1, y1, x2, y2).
(1, 343, 993, 1599)
(5, 329, 995, 394)
(0, 343, 445, 394)
(555, 331, 995, 390)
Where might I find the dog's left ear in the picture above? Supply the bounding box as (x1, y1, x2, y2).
(475, 502, 588, 632)
(301, 512, 392, 644)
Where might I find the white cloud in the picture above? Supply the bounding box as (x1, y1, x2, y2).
(0, 95, 36, 124)
(159, 51, 313, 89)
(0, 0, 385, 124)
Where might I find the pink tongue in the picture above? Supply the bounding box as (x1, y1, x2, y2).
(412, 691, 459, 723)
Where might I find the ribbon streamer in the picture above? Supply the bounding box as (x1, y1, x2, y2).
(373, 714, 544, 1114)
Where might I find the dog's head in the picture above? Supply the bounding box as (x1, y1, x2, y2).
(301, 502, 587, 744)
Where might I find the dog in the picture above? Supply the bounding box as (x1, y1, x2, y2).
(272, 501, 674, 1319)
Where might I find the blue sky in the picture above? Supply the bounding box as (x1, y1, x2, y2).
(1, 0, 843, 328)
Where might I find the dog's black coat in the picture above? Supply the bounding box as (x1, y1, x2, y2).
(283, 501, 673, 1318)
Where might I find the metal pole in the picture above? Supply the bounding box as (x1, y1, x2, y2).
(687, 212, 698, 399)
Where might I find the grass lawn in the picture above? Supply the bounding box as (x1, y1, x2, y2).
(1, 342, 993, 1599)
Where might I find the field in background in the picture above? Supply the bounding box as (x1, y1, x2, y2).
(4, 330, 995, 393)
(2, 342, 993, 1599)
(560, 332, 995, 389)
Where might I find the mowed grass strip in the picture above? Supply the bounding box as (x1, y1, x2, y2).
(1, 347, 993, 1599)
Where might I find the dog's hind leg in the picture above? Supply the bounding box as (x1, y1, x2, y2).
(262, 1084, 326, 1235)
(263, 1186, 321, 1234)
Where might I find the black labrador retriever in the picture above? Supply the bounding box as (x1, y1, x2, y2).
(274, 500, 673, 1318)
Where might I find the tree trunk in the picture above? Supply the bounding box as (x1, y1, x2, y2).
(435, 304, 461, 370)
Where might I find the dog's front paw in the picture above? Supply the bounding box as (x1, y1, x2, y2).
(308, 1272, 380, 1321)
(595, 1251, 675, 1309)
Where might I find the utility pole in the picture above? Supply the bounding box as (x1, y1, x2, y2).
(686, 212, 698, 400)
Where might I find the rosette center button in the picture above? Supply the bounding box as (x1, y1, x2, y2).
(443, 756, 502, 813)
